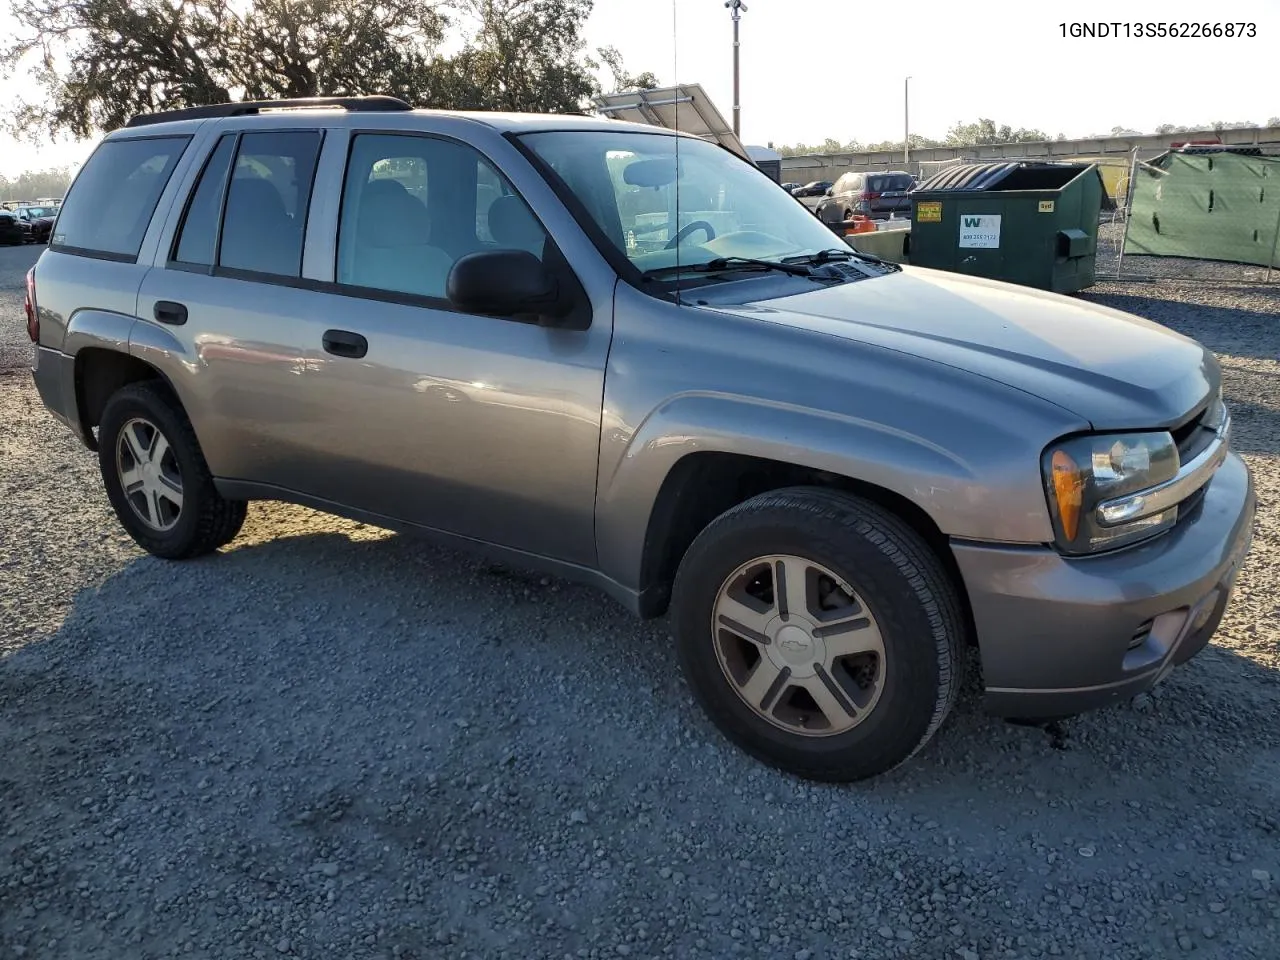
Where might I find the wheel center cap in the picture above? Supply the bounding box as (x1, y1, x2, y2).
(776, 624, 816, 665)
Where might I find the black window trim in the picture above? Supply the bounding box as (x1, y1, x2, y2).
(326, 127, 591, 326)
(48, 133, 194, 263)
(167, 131, 238, 271)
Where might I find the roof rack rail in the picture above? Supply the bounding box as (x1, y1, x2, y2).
(123, 96, 413, 129)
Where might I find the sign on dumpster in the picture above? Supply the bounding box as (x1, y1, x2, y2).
(917, 201, 942, 222)
(958, 214, 1001, 248)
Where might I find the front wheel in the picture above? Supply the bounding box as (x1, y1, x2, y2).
(98, 381, 247, 559)
(670, 487, 965, 782)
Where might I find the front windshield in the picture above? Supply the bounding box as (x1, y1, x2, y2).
(518, 130, 852, 279)
(21, 206, 56, 218)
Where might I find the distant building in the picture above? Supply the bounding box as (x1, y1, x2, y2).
(746, 145, 782, 183)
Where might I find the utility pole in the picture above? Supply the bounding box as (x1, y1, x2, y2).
(904, 76, 911, 166)
(726, 0, 748, 138)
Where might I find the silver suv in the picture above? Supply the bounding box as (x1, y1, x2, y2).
(26, 97, 1255, 782)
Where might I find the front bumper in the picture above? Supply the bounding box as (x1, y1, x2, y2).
(952, 451, 1256, 718)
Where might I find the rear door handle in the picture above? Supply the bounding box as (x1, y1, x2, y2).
(322, 329, 368, 359)
(154, 300, 187, 325)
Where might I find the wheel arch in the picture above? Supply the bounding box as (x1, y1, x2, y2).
(74, 346, 180, 452)
(631, 450, 974, 634)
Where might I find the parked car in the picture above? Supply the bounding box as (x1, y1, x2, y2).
(816, 170, 917, 223)
(15, 204, 58, 243)
(0, 209, 25, 244)
(791, 180, 833, 198)
(26, 96, 1255, 783)
(781, 182, 802, 194)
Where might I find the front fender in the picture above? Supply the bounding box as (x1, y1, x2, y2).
(594, 390, 1074, 593)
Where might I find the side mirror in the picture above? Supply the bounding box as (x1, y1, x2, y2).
(824, 188, 834, 197)
(447, 249, 563, 322)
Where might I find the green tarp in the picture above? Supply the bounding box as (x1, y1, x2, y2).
(1123, 151, 1280, 267)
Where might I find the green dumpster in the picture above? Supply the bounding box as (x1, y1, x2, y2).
(908, 161, 1113, 293)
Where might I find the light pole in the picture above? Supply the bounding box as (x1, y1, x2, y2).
(725, 0, 748, 138)
(904, 76, 911, 166)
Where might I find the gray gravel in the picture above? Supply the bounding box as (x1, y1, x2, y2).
(3, 241, 1280, 960)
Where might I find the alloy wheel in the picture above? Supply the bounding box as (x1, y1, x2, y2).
(712, 554, 886, 736)
(116, 417, 184, 532)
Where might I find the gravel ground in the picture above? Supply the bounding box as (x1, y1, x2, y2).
(2, 241, 1280, 960)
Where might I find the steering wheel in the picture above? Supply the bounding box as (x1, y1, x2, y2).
(665, 220, 716, 249)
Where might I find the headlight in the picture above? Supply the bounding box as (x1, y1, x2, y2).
(1042, 432, 1180, 555)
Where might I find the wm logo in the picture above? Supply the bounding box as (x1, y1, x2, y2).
(963, 217, 983, 228)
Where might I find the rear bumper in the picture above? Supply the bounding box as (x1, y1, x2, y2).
(31, 345, 86, 443)
(952, 451, 1256, 718)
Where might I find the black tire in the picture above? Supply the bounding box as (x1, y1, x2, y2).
(98, 381, 247, 559)
(670, 486, 965, 782)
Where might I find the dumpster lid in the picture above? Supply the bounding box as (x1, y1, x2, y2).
(915, 160, 1091, 192)
(914, 160, 1116, 209)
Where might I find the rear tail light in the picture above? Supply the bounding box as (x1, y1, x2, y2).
(24, 267, 38, 343)
(865, 192, 881, 201)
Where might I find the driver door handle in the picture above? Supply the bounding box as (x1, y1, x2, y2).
(322, 329, 368, 359)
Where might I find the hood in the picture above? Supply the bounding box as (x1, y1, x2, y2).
(721, 267, 1216, 430)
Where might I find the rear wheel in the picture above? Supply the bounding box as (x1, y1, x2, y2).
(98, 381, 247, 559)
(670, 487, 965, 782)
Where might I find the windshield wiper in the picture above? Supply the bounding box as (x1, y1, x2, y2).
(641, 256, 813, 280)
(783, 248, 903, 272)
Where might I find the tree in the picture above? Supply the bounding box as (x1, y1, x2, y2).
(2, 0, 652, 139)
(595, 45, 659, 95)
(0, 166, 73, 201)
(945, 118, 1049, 146)
(3, 0, 450, 138)
(863, 133, 943, 152)
(433, 0, 601, 114)
(1210, 120, 1256, 132)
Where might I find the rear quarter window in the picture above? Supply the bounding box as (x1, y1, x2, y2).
(52, 136, 190, 260)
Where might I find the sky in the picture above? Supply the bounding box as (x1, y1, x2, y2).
(2, 0, 1278, 178)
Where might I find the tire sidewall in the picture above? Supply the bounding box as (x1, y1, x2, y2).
(673, 512, 947, 776)
(98, 387, 209, 558)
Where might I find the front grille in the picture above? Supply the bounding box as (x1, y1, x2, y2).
(1170, 403, 1210, 460)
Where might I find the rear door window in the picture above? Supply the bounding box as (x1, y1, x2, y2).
(52, 136, 190, 260)
(168, 130, 322, 279)
(218, 131, 323, 278)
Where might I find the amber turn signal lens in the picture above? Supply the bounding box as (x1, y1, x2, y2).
(1051, 449, 1085, 541)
